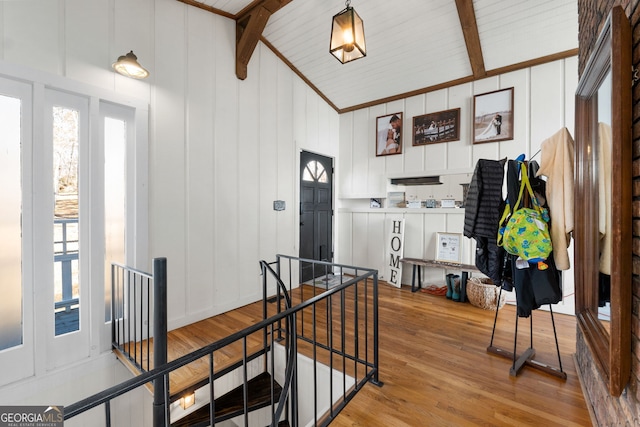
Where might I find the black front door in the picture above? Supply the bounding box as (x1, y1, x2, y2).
(299, 151, 333, 283)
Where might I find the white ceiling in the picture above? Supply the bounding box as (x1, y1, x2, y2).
(182, 0, 578, 112)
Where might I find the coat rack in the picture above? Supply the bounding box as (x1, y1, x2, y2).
(487, 287, 566, 379)
(487, 157, 566, 379)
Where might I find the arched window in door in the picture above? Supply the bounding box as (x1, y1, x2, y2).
(302, 160, 328, 183)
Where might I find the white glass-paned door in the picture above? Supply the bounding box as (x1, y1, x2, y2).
(53, 106, 81, 336)
(44, 89, 90, 369)
(104, 115, 126, 321)
(0, 69, 147, 383)
(0, 77, 34, 386)
(0, 94, 23, 349)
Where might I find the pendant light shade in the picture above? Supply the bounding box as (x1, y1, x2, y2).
(330, 0, 366, 64)
(112, 51, 149, 79)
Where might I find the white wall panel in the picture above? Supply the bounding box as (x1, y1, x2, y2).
(153, 0, 188, 323)
(564, 57, 578, 131)
(351, 109, 369, 196)
(292, 77, 306, 148)
(65, 0, 110, 87)
(113, 0, 154, 100)
(426, 89, 448, 111)
(403, 212, 425, 260)
(213, 16, 240, 312)
(304, 87, 320, 151)
(471, 137, 500, 167)
(185, 7, 216, 317)
(531, 61, 567, 149)
(259, 45, 279, 263)
(0, 4, 3, 59)
(367, 104, 386, 196)
(3, 0, 60, 74)
(237, 51, 261, 303)
(338, 112, 354, 196)
(336, 212, 353, 266)
(418, 212, 447, 284)
(448, 83, 474, 170)
(403, 94, 426, 174)
(351, 213, 369, 268)
(367, 213, 386, 276)
(424, 141, 448, 172)
(275, 60, 296, 256)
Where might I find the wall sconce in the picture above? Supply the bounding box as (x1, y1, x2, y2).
(330, 0, 366, 64)
(180, 392, 195, 410)
(112, 51, 149, 79)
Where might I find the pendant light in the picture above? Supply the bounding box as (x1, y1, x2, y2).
(330, 0, 366, 64)
(112, 51, 149, 79)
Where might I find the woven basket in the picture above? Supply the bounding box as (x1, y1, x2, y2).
(466, 277, 506, 310)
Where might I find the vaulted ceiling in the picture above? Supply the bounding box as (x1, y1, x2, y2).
(178, 0, 578, 113)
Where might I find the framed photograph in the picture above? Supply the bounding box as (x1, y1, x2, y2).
(412, 108, 460, 146)
(473, 87, 514, 144)
(436, 232, 462, 263)
(376, 112, 403, 156)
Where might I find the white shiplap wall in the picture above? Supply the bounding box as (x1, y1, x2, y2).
(148, 2, 340, 328)
(0, 0, 338, 417)
(336, 57, 578, 306)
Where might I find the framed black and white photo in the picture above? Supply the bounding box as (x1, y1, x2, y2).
(412, 108, 460, 145)
(376, 112, 403, 156)
(436, 232, 462, 263)
(473, 88, 514, 144)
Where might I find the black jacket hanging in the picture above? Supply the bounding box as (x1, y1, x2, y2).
(463, 159, 506, 284)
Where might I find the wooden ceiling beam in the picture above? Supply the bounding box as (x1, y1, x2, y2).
(237, 0, 292, 17)
(176, 0, 235, 19)
(236, 0, 292, 80)
(455, 0, 486, 79)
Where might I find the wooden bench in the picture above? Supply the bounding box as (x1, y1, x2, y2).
(400, 258, 481, 302)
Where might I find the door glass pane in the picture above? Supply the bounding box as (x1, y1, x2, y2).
(104, 117, 126, 321)
(0, 94, 23, 350)
(303, 160, 328, 183)
(53, 106, 80, 336)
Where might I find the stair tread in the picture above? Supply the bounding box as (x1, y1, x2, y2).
(171, 372, 283, 426)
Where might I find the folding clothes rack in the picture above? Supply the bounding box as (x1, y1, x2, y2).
(486, 286, 567, 379)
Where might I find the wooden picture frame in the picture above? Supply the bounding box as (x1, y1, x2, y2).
(376, 112, 403, 156)
(412, 108, 460, 145)
(473, 88, 514, 144)
(435, 232, 462, 264)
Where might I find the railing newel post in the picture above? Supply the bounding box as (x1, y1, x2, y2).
(152, 257, 168, 427)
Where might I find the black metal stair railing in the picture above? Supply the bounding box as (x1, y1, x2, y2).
(111, 259, 159, 373)
(63, 255, 381, 427)
(260, 260, 296, 427)
(267, 254, 383, 425)
(110, 257, 168, 425)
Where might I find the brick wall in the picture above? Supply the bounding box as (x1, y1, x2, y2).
(576, 1, 640, 425)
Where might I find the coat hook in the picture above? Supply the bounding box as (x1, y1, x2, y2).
(633, 66, 639, 86)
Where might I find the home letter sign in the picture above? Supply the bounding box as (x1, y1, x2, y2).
(386, 219, 404, 288)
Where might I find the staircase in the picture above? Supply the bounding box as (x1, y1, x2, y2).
(63, 255, 381, 426)
(171, 372, 283, 426)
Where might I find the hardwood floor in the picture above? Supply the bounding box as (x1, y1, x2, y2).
(329, 284, 591, 427)
(152, 281, 591, 426)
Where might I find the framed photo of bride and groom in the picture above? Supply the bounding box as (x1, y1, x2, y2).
(473, 87, 514, 144)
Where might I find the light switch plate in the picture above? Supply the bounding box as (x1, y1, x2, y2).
(273, 200, 286, 211)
